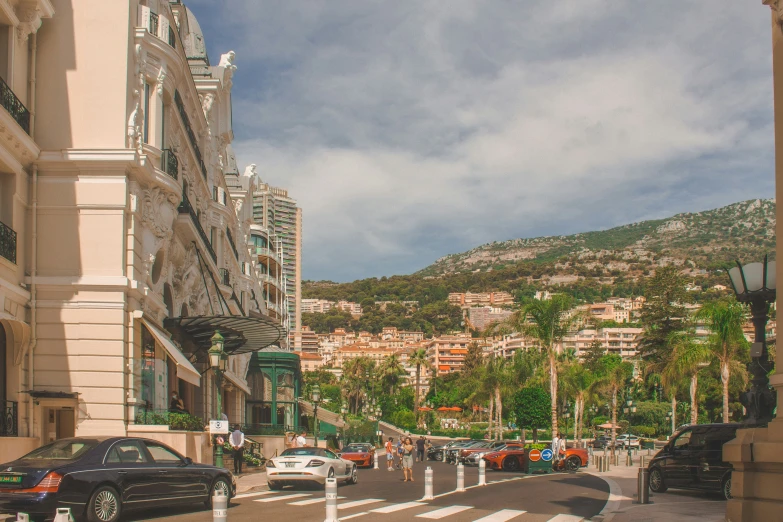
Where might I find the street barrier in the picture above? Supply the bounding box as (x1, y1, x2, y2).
(374, 448, 379, 470)
(16, 514, 29, 522)
(212, 489, 228, 522)
(596, 456, 602, 472)
(613, 454, 619, 467)
(478, 458, 486, 486)
(626, 454, 632, 467)
(53, 508, 74, 522)
(456, 463, 465, 492)
(324, 477, 339, 522)
(424, 467, 434, 500)
(640, 456, 647, 468)
(637, 467, 650, 504)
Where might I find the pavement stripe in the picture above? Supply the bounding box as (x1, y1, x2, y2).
(234, 491, 278, 499)
(546, 515, 584, 522)
(289, 496, 345, 506)
(338, 498, 386, 509)
(371, 501, 426, 513)
(254, 493, 311, 503)
(471, 509, 527, 522)
(341, 513, 369, 521)
(417, 505, 473, 519)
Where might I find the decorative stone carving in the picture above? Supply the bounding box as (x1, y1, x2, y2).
(242, 164, 258, 181)
(200, 93, 215, 120)
(156, 66, 167, 97)
(128, 45, 146, 152)
(764, 0, 783, 29)
(16, 4, 42, 44)
(218, 50, 237, 84)
(141, 187, 178, 240)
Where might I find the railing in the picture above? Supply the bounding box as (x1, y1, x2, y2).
(148, 12, 159, 36)
(254, 247, 281, 265)
(135, 407, 204, 432)
(161, 148, 178, 180)
(178, 192, 217, 262)
(0, 220, 16, 264)
(243, 424, 297, 437)
(219, 268, 230, 286)
(1, 401, 18, 436)
(259, 273, 281, 287)
(226, 228, 239, 260)
(173, 90, 207, 180)
(168, 26, 177, 48)
(0, 76, 30, 134)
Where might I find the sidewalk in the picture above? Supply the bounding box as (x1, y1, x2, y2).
(235, 470, 267, 493)
(588, 458, 726, 522)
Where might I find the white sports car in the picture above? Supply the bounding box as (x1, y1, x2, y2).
(266, 447, 358, 489)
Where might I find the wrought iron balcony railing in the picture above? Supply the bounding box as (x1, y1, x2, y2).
(168, 26, 177, 48)
(0, 220, 16, 264)
(178, 192, 217, 263)
(174, 90, 207, 180)
(148, 12, 159, 36)
(161, 149, 178, 180)
(0, 76, 30, 134)
(219, 268, 230, 286)
(1, 401, 18, 436)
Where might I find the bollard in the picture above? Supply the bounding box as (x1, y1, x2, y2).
(478, 458, 486, 486)
(626, 454, 632, 467)
(606, 455, 611, 471)
(53, 508, 74, 522)
(597, 456, 603, 472)
(640, 456, 646, 469)
(212, 489, 228, 522)
(324, 477, 338, 522)
(16, 514, 29, 522)
(637, 467, 650, 504)
(424, 467, 434, 500)
(456, 463, 465, 492)
(374, 448, 379, 470)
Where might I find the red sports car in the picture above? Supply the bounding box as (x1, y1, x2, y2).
(338, 443, 376, 468)
(482, 445, 588, 472)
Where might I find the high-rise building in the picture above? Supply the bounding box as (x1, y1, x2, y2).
(252, 183, 302, 334)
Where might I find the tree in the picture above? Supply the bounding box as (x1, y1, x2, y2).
(638, 266, 689, 362)
(561, 362, 596, 443)
(697, 298, 749, 422)
(594, 356, 633, 456)
(582, 340, 606, 373)
(409, 348, 431, 416)
(667, 329, 711, 425)
(512, 387, 551, 442)
(463, 342, 484, 374)
(377, 354, 406, 395)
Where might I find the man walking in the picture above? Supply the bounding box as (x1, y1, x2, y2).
(230, 425, 245, 475)
(385, 437, 394, 471)
(416, 436, 426, 462)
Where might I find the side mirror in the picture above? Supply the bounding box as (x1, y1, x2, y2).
(337, 453, 342, 458)
(183, 457, 193, 466)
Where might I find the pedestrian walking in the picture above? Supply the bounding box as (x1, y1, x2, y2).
(230, 425, 245, 475)
(401, 437, 415, 482)
(553, 432, 566, 469)
(385, 437, 394, 471)
(416, 436, 426, 462)
(396, 438, 404, 470)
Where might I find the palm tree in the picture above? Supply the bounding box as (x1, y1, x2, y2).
(378, 354, 406, 395)
(340, 357, 374, 413)
(667, 330, 711, 425)
(408, 348, 431, 415)
(595, 360, 633, 456)
(696, 299, 749, 422)
(479, 356, 514, 440)
(562, 362, 596, 443)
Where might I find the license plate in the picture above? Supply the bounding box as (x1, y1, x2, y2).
(0, 475, 22, 484)
(285, 463, 296, 468)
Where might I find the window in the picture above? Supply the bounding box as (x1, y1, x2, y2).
(325, 450, 338, 459)
(673, 430, 692, 449)
(145, 443, 182, 463)
(161, 101, 166, 148)
(143, 82, 151, 143)
(106, 441, 149, 464)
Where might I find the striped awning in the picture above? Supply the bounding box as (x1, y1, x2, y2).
(164, 315, 284, 355)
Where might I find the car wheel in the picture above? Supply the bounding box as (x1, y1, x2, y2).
(87, 485, 122, 522)
(502, 456, 521, 472)
(437, 452, 444, 462)
(649, 467, 668, 493)
(206, 478, 232, 508)
(348, 466, 358, 485)
(722, 475, 732, 500)
(566, 456, 581, 472)
(268, 481, 282, 491)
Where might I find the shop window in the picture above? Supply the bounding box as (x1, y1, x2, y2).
(140, 324, 168, 411)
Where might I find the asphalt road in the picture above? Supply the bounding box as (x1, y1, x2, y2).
(121, 461, 609, 522)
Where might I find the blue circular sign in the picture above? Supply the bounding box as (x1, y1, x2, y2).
(541, 449, 554, 462)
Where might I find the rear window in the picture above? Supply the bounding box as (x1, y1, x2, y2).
(23, 440, 98, 460)
(343, 446, 369, 453)
(281, 448, 322, 457)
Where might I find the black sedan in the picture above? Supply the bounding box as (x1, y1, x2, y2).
(0, 437, 235, 522)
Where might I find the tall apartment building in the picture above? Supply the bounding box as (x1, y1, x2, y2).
(448, 292, 514, 308)
(252, 182, 302, 333)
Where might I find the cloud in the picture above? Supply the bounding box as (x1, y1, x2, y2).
(191, 0, 775, 282)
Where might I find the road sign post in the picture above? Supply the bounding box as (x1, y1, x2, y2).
(456, 463, 465, 492)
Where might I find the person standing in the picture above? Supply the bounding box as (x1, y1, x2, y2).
(396, 438, 404, 470)
(230, 425, 245, 475)
(416, 436, 426, 462)
(401, 437, 415, 482)
(552, 432, 561, 467)
(385, 437, 394, 471)
(296, 430, 307, 447)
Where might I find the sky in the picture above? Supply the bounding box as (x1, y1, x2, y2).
(185, 0, 776, 283)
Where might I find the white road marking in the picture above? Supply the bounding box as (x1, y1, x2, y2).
(371, 501, 426, 513)
(546, 515, 584, 521)
(234, 491, 278, 499)
(338, 498, 386, 509)
(253, 493, 311, 502)
(471, 509, 528, 521)
(288, 496, 345, 505)
(416, 505, 473, 519)
(340, 513, 369, 521)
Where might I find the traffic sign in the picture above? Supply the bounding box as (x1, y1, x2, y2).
(209, 420, 229, 434)
(541, 449, 553, 462)
(528, 449, 541, 462)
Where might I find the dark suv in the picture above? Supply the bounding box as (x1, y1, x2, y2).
(647, 423, 739, 500)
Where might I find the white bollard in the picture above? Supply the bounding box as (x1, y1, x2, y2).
(16, 514, 29, 522)
(374, 448, 379, 470)
(53, 508, 74, 522)
(456, 463, 465, 492)
(212, 490, 228, 522)
(424, 467, 434, 500)
(324, 477, 338, 522)
(478, 458, 486, 486)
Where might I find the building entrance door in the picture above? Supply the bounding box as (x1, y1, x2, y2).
(44, 406, 75, 443)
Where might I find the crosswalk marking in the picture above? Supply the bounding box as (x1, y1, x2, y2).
(370, 501, 425, 513)
(234, 491, 279, 499)
(253, 493, 311, 503)
(340, 513, 369, 521)
(416, 505, 473, 519)
(472, 509, 527, 521)
(288, 496, 345, 506)
(338, 498, 385, 509)
(546, 515, 584, 521)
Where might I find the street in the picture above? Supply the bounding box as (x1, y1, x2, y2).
(119, 461, 608, 522)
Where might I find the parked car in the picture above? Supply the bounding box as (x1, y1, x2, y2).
(615, 434, 641, 448)
(0, 437, 235, 522)
(338, 444, 375, 468)
(445, 441, 484, 463)
(459, 441, 509, 465)
(427, 440, 468, 462)
(647, 423, 740, 501)
(592, 435, 613, 449)
(267, 447, 358, 489)
(482, 444, 588, 472)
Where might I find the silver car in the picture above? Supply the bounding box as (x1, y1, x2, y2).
(266, 447, 358, 489)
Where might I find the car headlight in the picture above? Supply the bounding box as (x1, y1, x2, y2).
(266, 460, 276, 468)
(306, 459, 325, 467)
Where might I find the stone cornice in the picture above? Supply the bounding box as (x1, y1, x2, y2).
(764, 0, 783, 30)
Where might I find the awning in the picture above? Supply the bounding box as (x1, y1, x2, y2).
(143, 320, 201, 387)
(164, 315, 284, 355)
(299, 400, 347, 428)
(222, 370, 251, 395)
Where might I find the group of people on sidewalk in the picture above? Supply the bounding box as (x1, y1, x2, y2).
(384, 435, 431, 481)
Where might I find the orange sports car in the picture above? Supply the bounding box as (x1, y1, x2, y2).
(338, 443, 376, 468)
(482, 445, 589, 472)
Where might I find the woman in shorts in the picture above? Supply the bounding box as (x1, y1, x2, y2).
(401, 437, 415, 482)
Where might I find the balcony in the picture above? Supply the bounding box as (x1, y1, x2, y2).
(161, 149, 178, 180)
(0, 220, 16, 264)
(177, 192, 216, 263)
(1, 401, 18, 436)
(0, 76, 30, 135)
(219, 268, 230, 287)
(226, 228, 239, 260)
(174, 91, 207, 180)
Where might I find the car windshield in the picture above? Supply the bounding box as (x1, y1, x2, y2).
(22, 439, 98, 460)
(342, 445, 369, 453)
(281, 448, 323, 457)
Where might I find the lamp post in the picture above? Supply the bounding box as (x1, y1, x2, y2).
(666, 410, 673, 437)
(208, 331, 227, 468)
(311, 384, 321, 447)
(727, 256, 777, 426)
(623, 398, 636, 458)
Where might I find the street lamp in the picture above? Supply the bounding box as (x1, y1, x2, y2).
(563, 401, 571, 446)
(727, 256, 777, 426)
(623, 398, 636, 457)
(311, 384, 321, 447)
(208, 331, 227, 468)
(666, 410, 673, 437)
(341, 402, 347, 420)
